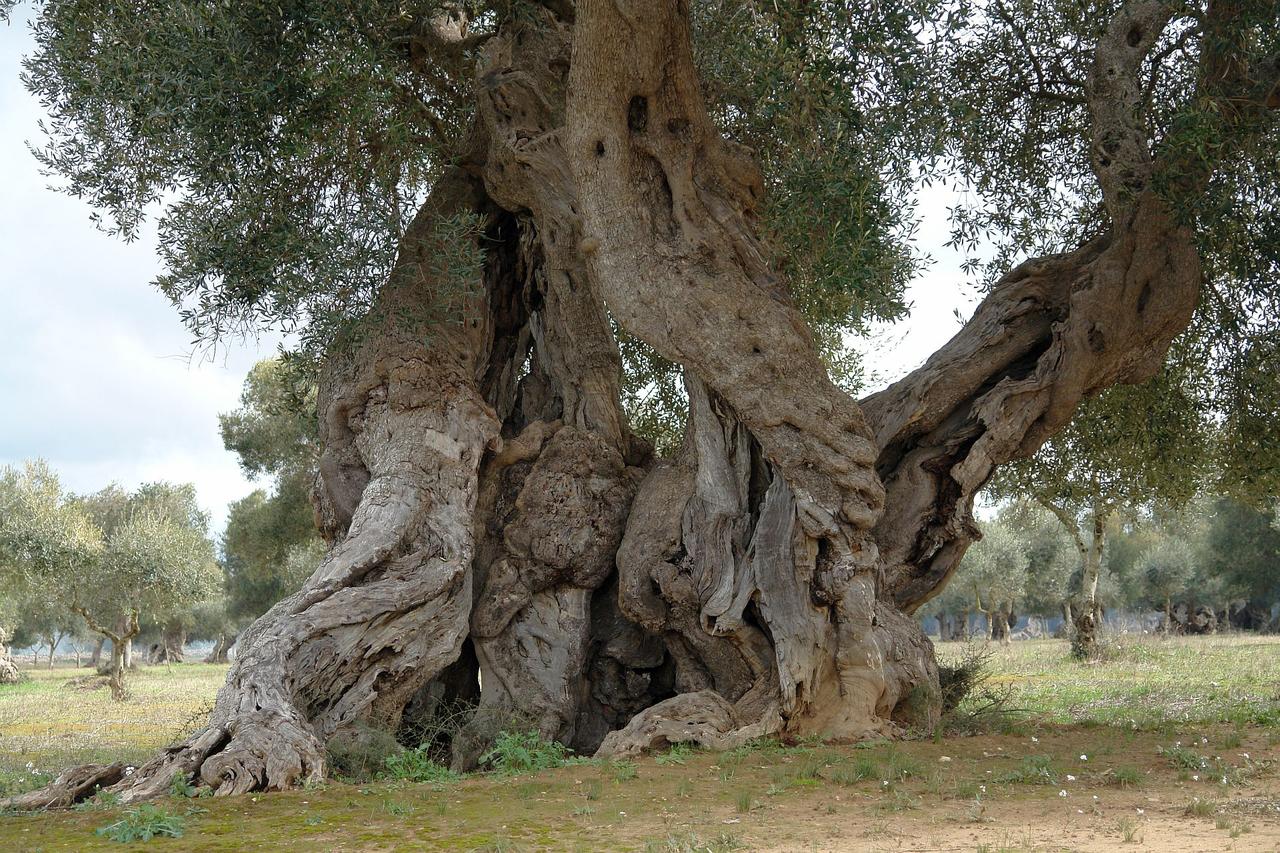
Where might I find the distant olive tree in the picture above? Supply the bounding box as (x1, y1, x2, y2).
(950, 520, 1030, 644)
(1137, 538, 1198, 633)
(73, 484, 221, 695)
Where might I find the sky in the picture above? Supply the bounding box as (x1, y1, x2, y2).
(0, 10, 975, 538)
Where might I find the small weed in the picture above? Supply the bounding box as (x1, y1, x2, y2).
(610, 760, 638, 782)
(573, 804, 595, 816)
(734, 789, 754, 813)
(831, 756, 877, 786)
(725, 738, 784, 761)
(382, 799, 414, 816)
(796, 757, 825, 780)
(95, 804, 185, 843)
(481, 730, 570, 774)
(381, 747, 458, 784)
(584, 779, 603, 800)
(995, 754, 1058, 785)
(1219, 731, 1243, 749)
(1184, 796, 1217, 818)
(1116, 816, 1142, 843)
(304, 815, 323, 827)
(168, 771, 202, 799)
(1105, 765, 1142, 788)
(656, 742, 697, 766)
(882, 748, 923, 781)
(1159, 745, 1208, 771)
(644, 832, 742, 852)
(1214, 814, 1251, 836)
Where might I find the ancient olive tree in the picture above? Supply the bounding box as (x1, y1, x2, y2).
(8, 0, 1279, 804)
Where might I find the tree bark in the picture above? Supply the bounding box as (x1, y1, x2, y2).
(12, 0, 1219, 808)
(1070, 507, 1108, 658)
(107, 641, 126, 700)
(75, 608, 138, 699)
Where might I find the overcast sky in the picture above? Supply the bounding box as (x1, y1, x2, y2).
(0, 10, 976, 537)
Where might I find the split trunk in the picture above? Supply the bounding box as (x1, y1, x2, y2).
(18, 1, 1204, 805)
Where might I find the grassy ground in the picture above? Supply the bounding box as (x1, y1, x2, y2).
(0, 636, 1277, 851)
(0, 664, 218, 796)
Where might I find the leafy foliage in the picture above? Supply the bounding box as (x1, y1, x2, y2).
(380, 747, 459, 784)
(219, 358, 324, 620)
(479, 730, 570, 774)
(95, 804, 186, 842)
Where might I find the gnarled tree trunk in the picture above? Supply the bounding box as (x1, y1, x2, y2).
(150, 621, 187, 664)
(203, 633, 234, 664)
(13, 0, 1216, 808)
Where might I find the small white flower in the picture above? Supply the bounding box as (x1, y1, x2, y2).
(1192, 775, 1200, 781)
(618, 811, 626, 816)
(882, 780, 890, 787)
(1136, 808, 1145, 815)
(24, 762, 33, 771)
(124, 766, 136, 776)
(1221, 776, 1228, 785)
(1242, 753, 1250, 760)
(979, 785, 986, 793)
(1058, 789, 1068, 798)
(1066, 774, 1076, 782)
(1079, 754, 1088, 761)
(939, 756, 952, 763)
(1077, 809, 1084, 814)
(1093, 795, 1099, 801)
(1031, 736, 1039, 743)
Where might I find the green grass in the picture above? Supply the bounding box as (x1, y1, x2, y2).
(0, 638, 1277, 851)
(94, 804, 188, 843)
(936, 634, 1280, 729)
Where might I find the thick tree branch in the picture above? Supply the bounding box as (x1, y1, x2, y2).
(1086, 0, 1181, 222)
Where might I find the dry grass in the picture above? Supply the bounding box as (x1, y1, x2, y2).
(0, 663, 222, 795)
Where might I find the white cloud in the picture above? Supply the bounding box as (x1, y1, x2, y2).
(0, 14, 272, 534)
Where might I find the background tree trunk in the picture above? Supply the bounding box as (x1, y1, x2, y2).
(1071, 509, 1108, 658)
(150, 621, 186, 664)
(204, 633, 233, 664)
(107, 641, 126, 700)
